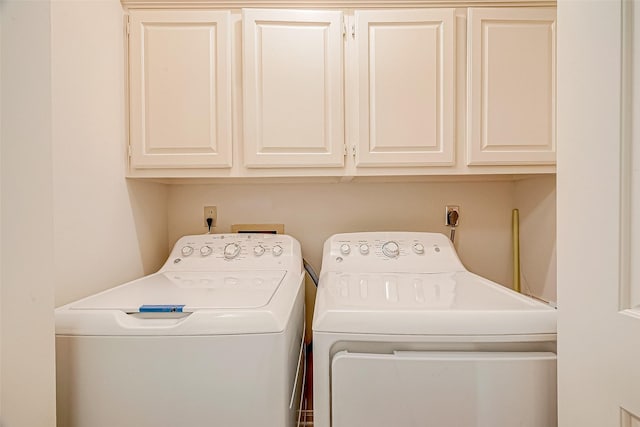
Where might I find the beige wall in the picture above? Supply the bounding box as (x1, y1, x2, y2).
(1, 0, 56, 425)
(1, 0, 170, 424)
(52, 0, 169, 307)
(515, 175, 557, 303)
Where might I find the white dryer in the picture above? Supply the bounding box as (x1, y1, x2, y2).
(313, 232, 557, 427)
(56, 233, 305, 427)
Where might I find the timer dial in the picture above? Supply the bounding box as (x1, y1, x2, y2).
(223, 243, 241, 259)
(382, 241, 400, 258)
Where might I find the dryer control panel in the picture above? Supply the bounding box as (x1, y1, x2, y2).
(162, 233, 301, 272)
(322, 232, 466, 274)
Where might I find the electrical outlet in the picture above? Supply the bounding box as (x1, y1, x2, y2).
(204, 206, 217, 228)
(445, 205, 460, 226)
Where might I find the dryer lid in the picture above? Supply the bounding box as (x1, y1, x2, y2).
(312, 271, 556, 336)
(69, 270, 287, 312)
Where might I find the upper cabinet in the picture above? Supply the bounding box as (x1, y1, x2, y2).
(124, 4, 557, 178)
(466, 7, 556, 166)
(242, 9, 345, 168)
(354, 9, 455, 168)
(128, 10, 232, 169)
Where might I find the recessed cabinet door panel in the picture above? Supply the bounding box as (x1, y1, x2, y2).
(355, 9, 455, 167)
(129, 10, 232, 169)
(243, 9, 344, 168)
(467, 8, 556, 165)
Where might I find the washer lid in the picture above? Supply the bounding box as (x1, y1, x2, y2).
(312, 271, 556, 336)
(70, 271, 286, 312)
(56, 269, 304, 336)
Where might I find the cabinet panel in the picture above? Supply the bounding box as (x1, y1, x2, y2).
(467, 8, 556, 165)
(243, 9, 344, 168)
(128, 10, 232, 169)
(355, 9, 455, 167)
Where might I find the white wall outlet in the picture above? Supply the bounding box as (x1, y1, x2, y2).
(445, 205, 460, 226)
(204, 206, 217, 228)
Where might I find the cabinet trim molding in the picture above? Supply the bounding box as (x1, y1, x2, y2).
(122, 0, 555, 9)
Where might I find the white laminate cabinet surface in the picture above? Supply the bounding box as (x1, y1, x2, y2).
(128, 10, 232, 169)
(242, 9, 345, 168)
(125, 5, 556, 178)
(467, 7, 556, 165)
(354, 9, 456, 167)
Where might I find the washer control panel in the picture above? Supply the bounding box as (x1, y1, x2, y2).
(162, 233, 299, 271)
(323, 232, 466, 274)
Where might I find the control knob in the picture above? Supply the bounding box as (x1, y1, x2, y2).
(223, 243, 241, 259)
(181, 246, 194, 257)
(359, 243, 370, 255)
(272, 245, 284, 257)
(200, 246, 213, 257)
(253, 245, 266, 257)
(382, 241, 400, 258)
(412, 243, 425, 254)
(340, 244, 351, 255)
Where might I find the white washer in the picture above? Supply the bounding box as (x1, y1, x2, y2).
(313, 232, 557, 427)
(56, 233, 305, 427)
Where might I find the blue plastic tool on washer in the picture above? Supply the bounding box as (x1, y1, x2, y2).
(139, 304, 185, 313)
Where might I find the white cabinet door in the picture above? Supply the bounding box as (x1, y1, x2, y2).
(354, 9, 455, 167)
(128, 10, 232, 169)
(467, 8, 556, 166)
(242, 9, 344, 168)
